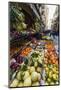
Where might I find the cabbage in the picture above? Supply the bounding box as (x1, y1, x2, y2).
(18, 82, 23, 87)
(16, 71, 21, 80)
(32, 82, 40, 86)
(37, 73, 41, 81)
(29, 66, 35, 73)
(24, 76, 31, 86)
(10, 79, 19, 87)
(23, 71, 30, 80)
(31, 71, 38, 82)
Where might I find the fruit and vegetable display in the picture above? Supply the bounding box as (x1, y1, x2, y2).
(9, 2, 59, 87)
(43, 42, 59, 85)
(9, 41, 59, 87)
(10, 49, 44, 87)
(44, 64, 59, 85)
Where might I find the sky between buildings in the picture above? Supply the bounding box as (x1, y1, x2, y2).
(46, 5, 57, 29)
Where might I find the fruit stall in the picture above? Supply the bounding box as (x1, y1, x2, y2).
(9, 3, 59, 87)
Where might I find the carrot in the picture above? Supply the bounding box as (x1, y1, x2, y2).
(21, 47, 32, 56)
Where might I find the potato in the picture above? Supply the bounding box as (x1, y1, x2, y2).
(10, 79, 19, 87)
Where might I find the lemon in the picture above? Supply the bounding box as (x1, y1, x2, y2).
(52, 68, 56, 73)
(47, 78, 51, 83)
(44, 64, 47, 68)
(45, 67, 49, 71)
(56, 75, 59, 80)
(56, 70, 59, 74)
(52, 74, 57, 80)
(49, 71, 52, 78)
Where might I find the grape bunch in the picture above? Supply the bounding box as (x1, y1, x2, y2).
(10, 55, 24, 71)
